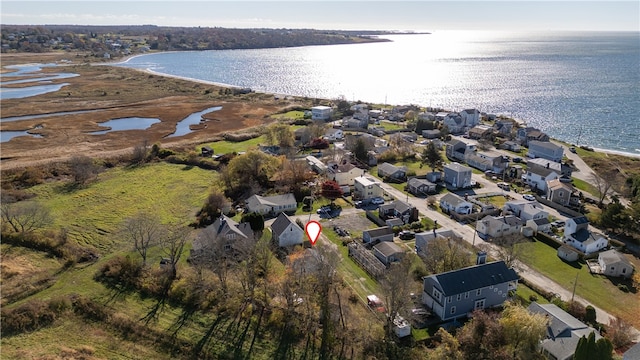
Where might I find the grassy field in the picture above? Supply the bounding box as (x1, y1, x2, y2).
(516, 240, 640, 327)
(571, 177, 600, 197)
(198, 135, 266, 155)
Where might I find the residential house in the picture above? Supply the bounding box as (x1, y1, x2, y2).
(350, 103, 370, 121)
(245, 193, 297, 217)
(326, 161, 365, 187)
(445, 139, 469, 161)
(443, 162, 473, 189)
(527, 158, 573, 177)
(500, 140, 521, 152)
(426, 171, 442, 183)
(623, 341, 640, 360)
(323, 128, 344, 142)
(476, 215, 523, 240)
(343, 116, 368, 129)
(464, 151, 509, 174)
(379, 200, 419, 225)
(305, 155, 327, 174)
(191, 215, 254, 261)
(528, 302, 602, 360)
(557, 244, 581, 262)
(503, 200, 548, 221)
(435, 111, 450, 121)
(373, 241, 405, 266)
(443, 113, 465, 134)
(467, 125, 492, 140)
(525, 162, 561, 193)
(362, 226, 394, 244)
(546, 178, 574, 207)
(271, 212, 304, 248)
(415, 229, 458, 255)
(311, 105, 332, 121)
(598, 249, 634, 278)
(422, 261, 519, 321)
(201, 146, 214, 157)
(440, 193, 473, 215)
(407, 177, 437, 196)
(353, 176, 384, 200)
(563, 216, 608, 255)
(526, 218, 552, 235)
(459, 108, 481, 128)
(377, 162, 407, 182)
(422, 129, 441, 139)
(494, 120, 514, 136)
(528, 140, 564, 163)
(517, 127, 549, 146)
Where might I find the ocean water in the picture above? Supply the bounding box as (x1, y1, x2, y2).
(117, 31, 640, 155)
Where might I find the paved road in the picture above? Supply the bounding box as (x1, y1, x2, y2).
(377, 181, 620, 327)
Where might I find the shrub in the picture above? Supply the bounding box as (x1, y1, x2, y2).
(94, 255, 143, 289)
(585, 305, 597, 324)
(528, 294, 538, 302)
(1, 299, 62, 336)
(71, 295, 111, 321)
(617, 284, 629, 292)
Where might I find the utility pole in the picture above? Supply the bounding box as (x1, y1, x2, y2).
(571, 271, 579, 302)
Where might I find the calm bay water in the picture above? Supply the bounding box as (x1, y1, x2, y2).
(117, 31, 640, 155)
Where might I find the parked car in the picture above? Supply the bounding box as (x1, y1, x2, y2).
(497, 182, 511, 191)
(523, 194, 536, 201)
(399, 230, 415, 240)
(371, 197, 385, 205)
(570, 146, 577, 153)
(513, 157, 523, 163)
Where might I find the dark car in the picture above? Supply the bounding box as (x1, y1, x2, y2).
(399, 230, 415, 240)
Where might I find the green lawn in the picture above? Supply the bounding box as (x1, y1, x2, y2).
(378, 121, 407, 132)
(198, 135, 265, 154)
(515, 240, 639, 326)
(270, 110, 306, 120)
(571, 177, 600, 198)
(474, 195, 509, 209)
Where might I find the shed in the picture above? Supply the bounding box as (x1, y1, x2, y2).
(557, 245, 580, 262)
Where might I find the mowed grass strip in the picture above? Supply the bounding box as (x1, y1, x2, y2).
(516, 240, 640, 327)
(28, 162, 216, 252)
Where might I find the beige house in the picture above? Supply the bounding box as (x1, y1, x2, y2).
(546, 178, 573, 206)
(353, 176, 384, 200)
(476, 215, 523, 240)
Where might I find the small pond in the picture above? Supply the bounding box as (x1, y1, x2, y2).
(1, 131, 43, 142)
(90, 117, 161, 135)
(0, 63, 78, 100)
(167, 106, 222, 138)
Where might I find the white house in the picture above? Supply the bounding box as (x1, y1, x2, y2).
(598, 249, 634, 278)
(525, 163, 560, 193)
(527, 158, 572, 177)
(527, 140, 564, 163)
(476, 215, 523, 240)
(326, 161, 365, 187)
(440, 193, 473, 215)
(373, 241, 405, 266)
(311, 105, 332, 121)
(271, 212, 304, 248)
(362, 226, 394, 244)
(443, 113, 465, 134)
(353, 176, 384, 200)
(526, 218, 552, 235)
(443, 162, 473, 189)
(415, 229, 458, 255)
(563, 216, 608, 255)
(459, 108, 481, 128)
(323, 128, 344, 142)
(246, 193, 297, 216)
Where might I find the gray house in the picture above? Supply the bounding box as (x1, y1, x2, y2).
(362, 226, 394, 244)
(271, 212, 304, 248)
(598, 249, 634, 278)
(378, 200, 419, 225)
(443, 162, 473, 189)
(527, 140, 564, 163)
(415, 229, 458, 255)
(528, 302, 602, 360)
(407, 177, 437, 196)
(377, 162, 407, 182)
(422, 261, 519, 321)
(373, 241, 405, 266)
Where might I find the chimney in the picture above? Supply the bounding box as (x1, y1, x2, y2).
(476, 251, 487, 265)
(546, 162, 550, 169)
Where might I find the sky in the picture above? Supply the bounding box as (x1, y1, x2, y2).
(1, 1, 638, 32)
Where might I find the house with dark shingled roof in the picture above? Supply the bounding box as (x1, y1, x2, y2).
(422, 261, 519, 321)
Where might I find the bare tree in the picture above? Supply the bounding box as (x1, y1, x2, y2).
(1, 199, 52, 235)
(121, 212, 161, 266)
(131, 139, 150, 165)
(160, 225, 191, 278)
(68, 155, 99, 185)
(481, 234, 526, 270)
(590, 171, 615, 207)
(419, 237, 474, 274)
(380, 256, 417, 340)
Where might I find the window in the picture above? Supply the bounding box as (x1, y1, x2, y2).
(450, 306, 456, 315)
(457, 294, 462, 301)
(476, 289, 481, 296)
(623, 268, 627, 274)
(611, 267, 615, 271)
(465, 292, 469, 299)
(432, 289, 442, 302)
(474, 299, 485, 310)
(494, 288, 498, 292)
(489, 285, 493, 289)
(224, 243, 232, 251)
(447, 296, 452, 303)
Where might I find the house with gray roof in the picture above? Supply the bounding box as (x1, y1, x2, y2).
(415, 228, 458, 255)
(440, 193, 473, 215)
(377, 162, 407, 182)
(445, 139, 469, 161)
(378, 200, 418, 225)
(598, 249, 634, 278)
(422, 261, 519, 321)
(422, 129, 441, 139)
(271, 212, 304, 248)
(528, 140, 564, 163)
(525, 162, 561, 193)
(362, 226, 394, 244)
(190, 215, 254, 262)
(373, 241, 405, 266)
(624, 342, 640, 360)
(526, 217, 552, 235)
(476, 215, 523, 240)
(443, 162, 473, 189)
(528, 302, 602, 360)
(407, 177, 437, 196)
(563, 216, 608, 255)
(528, 158, 573, 177)
(246, 193, 297, 217)
(517, 127, 549, 146)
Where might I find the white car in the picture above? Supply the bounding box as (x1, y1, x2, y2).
(371, 197, 385, 205)
(523, 194, 535, 201)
